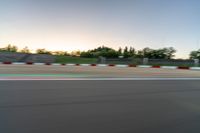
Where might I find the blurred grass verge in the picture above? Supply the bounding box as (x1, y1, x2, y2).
(55, 56, 98, 64)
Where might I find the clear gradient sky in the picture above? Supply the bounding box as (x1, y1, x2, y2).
(0, 0, 200, 58)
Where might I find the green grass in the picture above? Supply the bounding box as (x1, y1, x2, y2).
(55, 56, 98, 64)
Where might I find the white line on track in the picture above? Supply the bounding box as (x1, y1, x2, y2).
(1, 78, 200, 81)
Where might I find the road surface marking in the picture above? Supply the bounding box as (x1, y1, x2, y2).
(0, 77, 200, 81)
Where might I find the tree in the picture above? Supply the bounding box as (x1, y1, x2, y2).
(20, 46, 30, 53)
(80, 46, 119, 58)
(136, 50, 144, 58)
(53, 51, 70, 56)
(135, 47, 176, 59)
(36, 49, 52, 55)
(143, 47, 151, 56)
(122, 46, 136, 58)
(165, 47, 176, 59)
(129, 47, 136, 57)
(80, 51, 94, 58)
(0, 44, 18, 52)
(6, 44, 18, 52)
(103, 50, 119, 58)
(71, 51, 81, 56)
(118, 47, 122, 56)
(123, 46, 129, 58)
(190, 49, 200, 59)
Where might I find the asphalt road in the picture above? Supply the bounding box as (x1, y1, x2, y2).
(1, 80, 200, 133)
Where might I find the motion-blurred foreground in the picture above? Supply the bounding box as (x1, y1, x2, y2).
(0, 64, 200, 80)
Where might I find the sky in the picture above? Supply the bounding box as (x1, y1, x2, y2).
(0, 0, 200, 58)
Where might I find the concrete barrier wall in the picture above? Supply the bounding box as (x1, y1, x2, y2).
(0, 52, 27, 62)
(0, 52, 55, 63)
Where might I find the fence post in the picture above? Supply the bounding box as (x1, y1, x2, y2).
(99, 56, 106, 64)
(143, 58, 149, 65)
(194, 59, 199, 67)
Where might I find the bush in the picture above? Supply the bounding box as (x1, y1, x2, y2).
(0, 44, 18, 52)
(36, 49, 52, 55)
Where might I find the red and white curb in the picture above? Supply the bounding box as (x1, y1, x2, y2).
(0, 62, 200, 71)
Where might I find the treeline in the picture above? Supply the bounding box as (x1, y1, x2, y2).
(0, 45, 72, 56)
(0, 44, 200, 59)
(80, 46, 176, 59)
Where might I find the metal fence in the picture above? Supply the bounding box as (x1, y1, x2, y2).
(98, 58, 142, 64)
(148, 59, 196, 66)
(99, 57, 200, 67)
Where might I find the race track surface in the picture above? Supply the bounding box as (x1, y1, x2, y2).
(1, 80, 200, 133)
